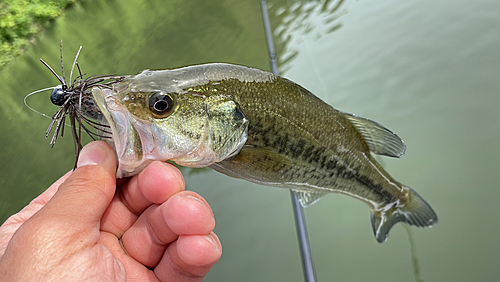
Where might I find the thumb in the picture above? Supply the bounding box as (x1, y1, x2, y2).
(0, 142, 119, 279)
(36, 141, 118, 230)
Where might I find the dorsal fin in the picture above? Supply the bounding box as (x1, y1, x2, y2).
(344, 114, 406, 158)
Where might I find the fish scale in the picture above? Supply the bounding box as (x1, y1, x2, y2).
(211, 79, 391, 199)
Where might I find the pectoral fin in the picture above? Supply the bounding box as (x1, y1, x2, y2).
(210, 145, 291, 185)
(211, 146, 327, 207)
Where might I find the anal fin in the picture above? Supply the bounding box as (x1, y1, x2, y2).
(292, 190, 327, 207)
(211, 146, 328, 207)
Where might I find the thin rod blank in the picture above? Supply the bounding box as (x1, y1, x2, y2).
(260, 1, 317, 281)
(290, 191, 318, 282)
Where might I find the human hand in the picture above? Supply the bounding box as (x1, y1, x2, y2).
(0, 141, 221, 281)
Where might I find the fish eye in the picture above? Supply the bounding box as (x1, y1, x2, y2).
(148, 92, 175, 117)
(51, 85, 66, 106)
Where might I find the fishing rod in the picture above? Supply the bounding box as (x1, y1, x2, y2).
(259, 1, 317, 281)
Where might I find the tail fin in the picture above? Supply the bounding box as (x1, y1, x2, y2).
(371, 187, 438, 243)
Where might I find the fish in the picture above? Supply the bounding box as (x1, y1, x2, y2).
(84, 63, 438, 243)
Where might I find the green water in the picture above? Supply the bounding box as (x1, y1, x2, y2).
(1, 0, 499, 281)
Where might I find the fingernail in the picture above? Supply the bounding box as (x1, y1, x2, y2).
(205, 233, 220, 251)
(185, 195, 213, 215)
(161, 162, 185, 189)
(77, 142, 108, 167)
(171, 167, 185, 188)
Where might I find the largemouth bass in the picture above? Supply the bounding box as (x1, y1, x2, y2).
(87, 63, 437, 243)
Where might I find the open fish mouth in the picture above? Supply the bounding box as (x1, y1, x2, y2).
(92, 87, 163, 178)
(92, 87, 157, 178)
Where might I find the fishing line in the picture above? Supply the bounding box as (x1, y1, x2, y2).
(260, 1, 317, 281)
(403, 224, 424, 282)
(24, 87, 72, 127)
(24, 87, 57, 120)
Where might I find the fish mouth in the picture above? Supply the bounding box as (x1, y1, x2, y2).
(92, 87, 155, 178)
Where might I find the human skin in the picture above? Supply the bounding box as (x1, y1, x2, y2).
(0, 141, 222, 281)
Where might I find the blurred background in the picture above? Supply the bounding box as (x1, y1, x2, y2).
(1, 0, 499, 281)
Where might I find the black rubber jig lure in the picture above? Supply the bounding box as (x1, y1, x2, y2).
(41, 40, 129, 167)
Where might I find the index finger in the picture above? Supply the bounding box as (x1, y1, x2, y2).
(100, 161, 185, 238)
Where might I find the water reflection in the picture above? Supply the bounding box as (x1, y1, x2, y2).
(269, 0, 347, 72)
